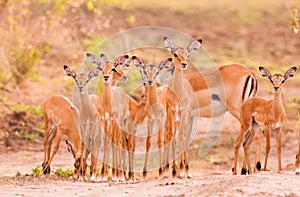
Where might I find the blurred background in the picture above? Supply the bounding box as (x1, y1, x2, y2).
(0, 0, 300, 174)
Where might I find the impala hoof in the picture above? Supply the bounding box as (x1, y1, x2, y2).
(187, 173, 192, 179)
(159, 167, 163, 176)
(241, 168, 247, 175)
(172, 169, 177, 177)
(143, 168, 147, 178)
(112, 176, 117, 182)
(256, 162, 261, 171)
(119, 177, 125, 182)
(102, 177, 108, 183)
(295, 169, 300, 175)
(179, 172, 184, 179)
(163, 173, 168, 179)
(90, 175, 96, 183)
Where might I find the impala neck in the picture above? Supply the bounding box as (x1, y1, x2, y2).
(103, 82, 112, 112)
(272, 90, 284, 119)
(79, 87, 91, 115)
(146, 84, 158, 105)
(173, 67, 184, 93)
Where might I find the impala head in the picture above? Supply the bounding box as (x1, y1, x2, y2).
(132, 55, 172, 86)
(86, 53, 131, 84)
(163, 37, 202, 71)
(259, 66, 297, 92)
(64, 65, 101, 93)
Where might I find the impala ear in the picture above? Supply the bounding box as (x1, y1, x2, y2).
(86, 53, 102, 68)
(159, 57, 173, 71)
(114, 54, 131, 68)
(164, 37, 175, 53)
(100, 53, 110, 64)
(284, 66, 297, 81)
(187, 39, 202, 54)
(132, 56, 146, 69)
(64, 65, 77, 78)
(259, 66, 272, 81)
(87, 67, 102, 82)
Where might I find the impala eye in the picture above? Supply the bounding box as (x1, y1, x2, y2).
(174, 54, 178, 58)
(281, 79, 285, 84)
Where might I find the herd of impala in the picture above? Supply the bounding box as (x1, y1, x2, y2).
(40, 37, 300, 183)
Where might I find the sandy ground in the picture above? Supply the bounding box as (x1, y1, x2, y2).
(1, 115, 300, 197)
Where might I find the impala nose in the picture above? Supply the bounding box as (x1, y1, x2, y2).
(182, 63, 187, 69)
(274, 87, 279, 91)
(148, 80, 153, 86)
(104, 76, 109, 81)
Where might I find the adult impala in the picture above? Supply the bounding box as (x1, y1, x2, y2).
(163, 37, 258, 178)
(42, 95, 82, 178)
(233, 66, 297, 175)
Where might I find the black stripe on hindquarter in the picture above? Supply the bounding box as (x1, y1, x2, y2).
(242, 76, 254, 101)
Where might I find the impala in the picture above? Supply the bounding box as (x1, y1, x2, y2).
(87, 53, 131, 182)
(42, 95, 82, 178)
(133, 56, 181, 179)
(163, 37, 258, 177)
(233, 66, 297, 175)
(63, 65, 101, 182)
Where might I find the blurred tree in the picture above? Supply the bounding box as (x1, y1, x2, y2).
(0, 0, 127, 87)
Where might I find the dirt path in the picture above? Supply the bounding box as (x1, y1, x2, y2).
(1, 169, 300, 197)
(1, 129, 300, 197)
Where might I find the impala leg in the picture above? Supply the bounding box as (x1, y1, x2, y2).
(118, 130, 126, 182)
(243, 128, 256, 175)
(128, 133, 135, 181)
(163, 128, 171, 178)
(143, 121, 152, 179)
(185, 117, 195, 179)
(233, 130, 243, 175)
(275, 126, 282, 172)
(178, 121, 186, 178)
(43, 119, 50, 173)
(254, 129, 263, 172)
(296, 130, 300, 175)
(45, 130, 62, 175)
(111, 122, 118, 182)
(102, 134, 108, 181)
(172, 121, 179, 178)
(43, 124, 56, 174)
(233, 127, 249, 175)
(233, 112, 251, 175)
(264, 126, 271, 171)
(90, 121, 100, 182)
(158, 126, 164, 177)
(102, 122, 111, 182)
(80, 144, 89, 181)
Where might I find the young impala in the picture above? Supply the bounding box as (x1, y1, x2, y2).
(133, 56, 181, 179)
(233, 66, 297, 175)
(87, 53, 132, 182)
(63, 65, 101, 182)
